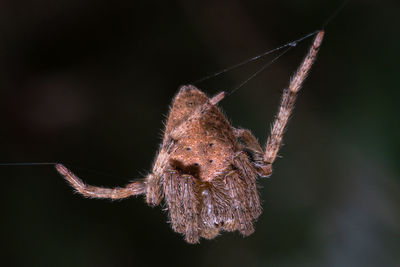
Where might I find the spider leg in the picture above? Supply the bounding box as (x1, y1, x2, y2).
(145, 173, 163, 206)
(264, 30, 324, 164)
(146, 141, 177, 206)
(163, 170, 200, 244)
(55, 164, 145, 200)
(209, 91, 225, 105)
(223, 152, 261, 235)
(234, 128, 272, 177)
(234, 128, 263, 152)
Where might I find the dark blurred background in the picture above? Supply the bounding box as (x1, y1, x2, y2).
(1, 0, 399, 266)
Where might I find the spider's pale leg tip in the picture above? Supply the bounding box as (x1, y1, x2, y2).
(314, 31, 325, 47)
(55, 163, 68, 175)
(210, 91, 226, 105)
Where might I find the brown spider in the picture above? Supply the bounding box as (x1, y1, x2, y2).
(56, 31, 324, 244)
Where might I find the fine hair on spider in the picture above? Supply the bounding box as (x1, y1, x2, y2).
(53, 30, 325, 244)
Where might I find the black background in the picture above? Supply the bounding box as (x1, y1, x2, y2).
(1, 1, 399, 266)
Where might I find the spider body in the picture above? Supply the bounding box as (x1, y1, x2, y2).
(56, 30, 324, 244)
(153, 86, 268, 242)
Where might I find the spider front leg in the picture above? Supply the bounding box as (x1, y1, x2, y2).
(264, 30, 324, 165)
(145, 140, 178, 206)
(234, 128, 272, 177)
(55, 164, 145, 199)
(163, 169, 201, 244)
(145, 173, 163, 206)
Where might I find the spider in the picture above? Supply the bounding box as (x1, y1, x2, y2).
(56, 30, 324, 244)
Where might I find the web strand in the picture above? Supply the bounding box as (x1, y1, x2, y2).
(227, 46, 293, 97)
(0, 162, 57, 166)
(321, 0, 350, 29)
(192, 31, 319, 85)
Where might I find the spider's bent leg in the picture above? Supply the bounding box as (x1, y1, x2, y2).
(163, 170, 201, 244)
(146, 143, 176, 206)
(223, 152, 261, 235)
(234, 128, 272, 177)
(234, 128, 263, 152)
(264, 30, 324, 165)
(56, 164, 145, 200)
(145, 173, 163, 206)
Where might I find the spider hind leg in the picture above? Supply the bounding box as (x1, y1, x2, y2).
(163, 169, 201, 244)
(55, 164, 145, 200)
